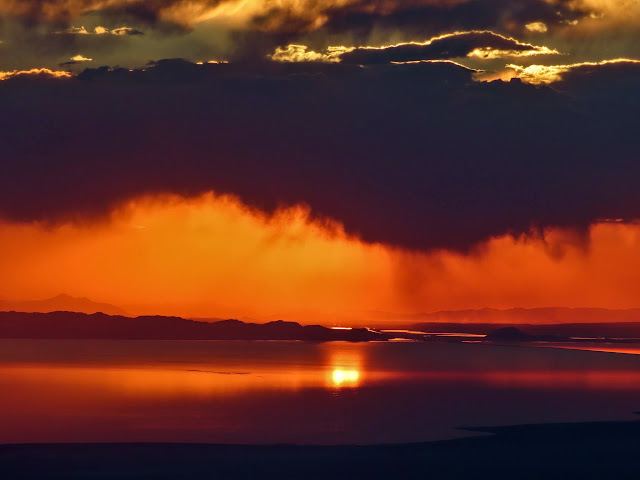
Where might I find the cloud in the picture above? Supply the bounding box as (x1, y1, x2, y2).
(58, 25, 89, 34)
(110, 26, 144, 35)
(4, 195, 640, 321)
(0, 14, 163, 72)
(272, 31, 558, 64)
(0, 67, 71, 80)
(70, 54, 92, 62)
(568, 0, 640, 28)
(0, 0, 602, 34)
(316, 0, 588, 38)
(510, 58, 640, 84)
(271, 44, 351, 63)
(59, 54, 93, 66)
(525, 21, 547, 33)
(1, 57, 640, 253)
(0, 0, 220, 25)
(0, 0, 633, 47)
(0, 1, 638, 73)
(59, 25, 144, 35)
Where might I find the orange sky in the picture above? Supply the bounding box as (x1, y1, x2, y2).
(1, 192, 640, 325)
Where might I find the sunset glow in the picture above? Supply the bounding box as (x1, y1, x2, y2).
(2, 193, 640, 323)
(3, 0, 640, 474)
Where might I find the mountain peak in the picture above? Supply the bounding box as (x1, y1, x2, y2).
(0, 295, 127, 316)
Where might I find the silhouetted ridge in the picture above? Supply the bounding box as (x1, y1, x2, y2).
(0, 311, 385, 342)
(485, 327, 533, 341)
(0, 294, 127, 316)
(485, 326, 566, 342)
(411, 315, 640, 339)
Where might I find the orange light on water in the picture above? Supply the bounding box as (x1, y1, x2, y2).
(331, 369, 360, 387)
(325, 343, 365, 388)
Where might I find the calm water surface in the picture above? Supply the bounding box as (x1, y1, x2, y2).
(1, 340, 639, 444)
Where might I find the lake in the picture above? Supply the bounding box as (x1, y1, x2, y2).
(1, 339, 639, 445)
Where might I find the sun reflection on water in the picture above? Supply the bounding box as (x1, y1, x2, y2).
(3, 340, 640, 445)
(325, 343, 365, 389)
(331, 369, 360, 386)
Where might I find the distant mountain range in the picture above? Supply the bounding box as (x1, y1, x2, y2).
(0, 311, 384, 342)
(412, 321, 640, 339)
(0, 294, 127, 316)
(406, 307, 640, 326)
(403, 307, 640, 338)
(2, 305, 640, 341)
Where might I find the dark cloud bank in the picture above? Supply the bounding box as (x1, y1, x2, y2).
(1, 58, 639, 251)
(314, 0, 586, 39)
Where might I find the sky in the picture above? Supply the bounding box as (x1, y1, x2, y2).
(2, 0, 640, 324)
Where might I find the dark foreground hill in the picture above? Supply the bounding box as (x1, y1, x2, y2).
(0, 311, 385, 342)
(1, 417, 639, 479)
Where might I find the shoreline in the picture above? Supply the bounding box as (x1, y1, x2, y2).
(3, 417, 639, 479)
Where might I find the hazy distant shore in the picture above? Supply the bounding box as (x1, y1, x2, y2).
(2, 417, 639, 479)
(3, 310, 640, 343)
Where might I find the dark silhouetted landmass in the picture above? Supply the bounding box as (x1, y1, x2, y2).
(408, 307, 640, 325)
(410, 308, 640, 338)
(1, 417, 639, 479)
(484, 327, 567, 342)
(0, 311, 385, 342)
(4, 310, 640, 343)
(417, 321, 640, 338)
(0, 294, 127, 316)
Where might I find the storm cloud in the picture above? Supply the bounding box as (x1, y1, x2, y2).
(1, 58, 639, 252)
